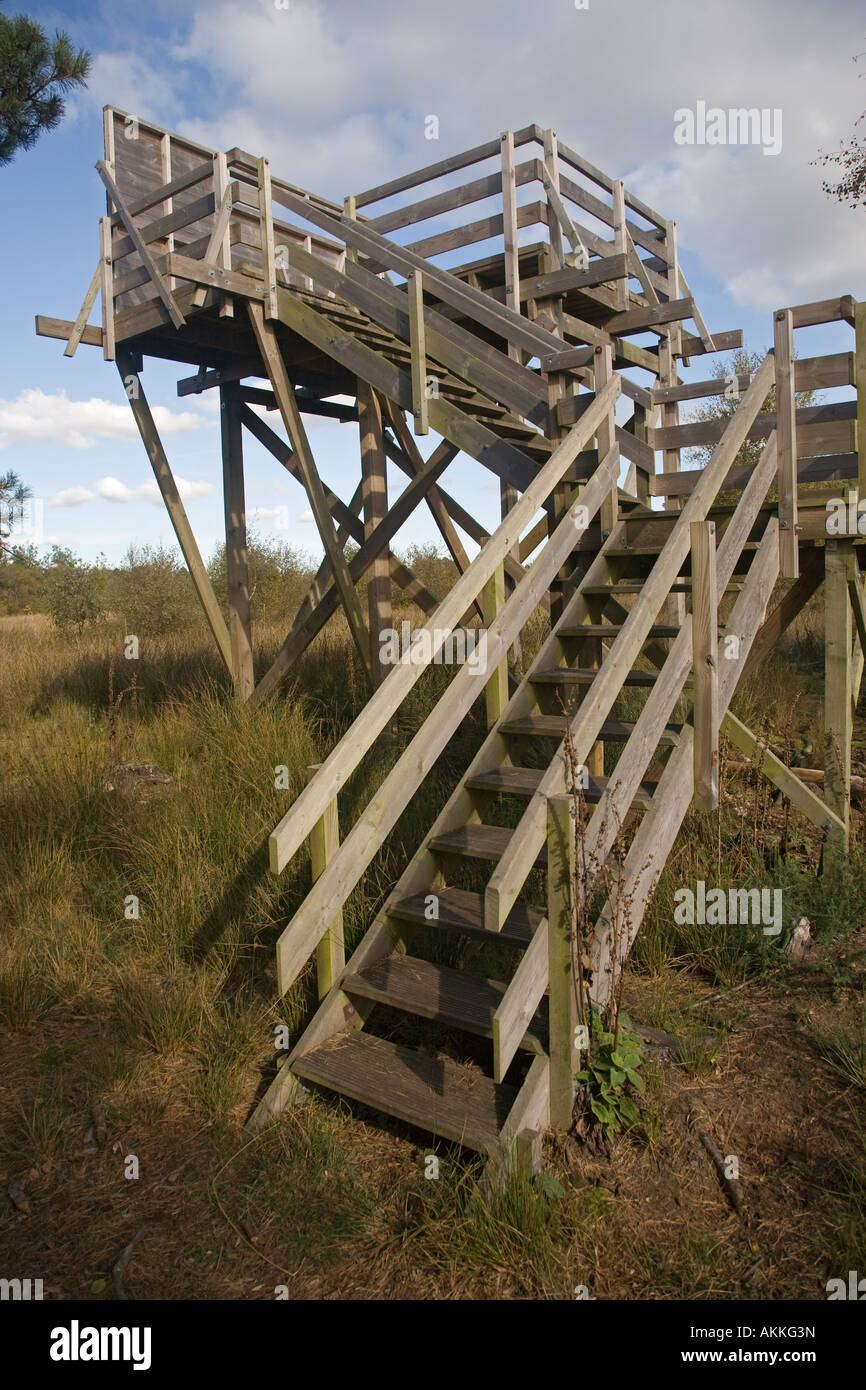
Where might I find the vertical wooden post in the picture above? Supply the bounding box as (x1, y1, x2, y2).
(307, 765, 345, 998)
(482, 562, 508, 729)
(99, 215, 115, 362)
(256, 156, 278, 318)
(824, 540, 852, 852)
(500, 130, 521, 363)
(220, 388, 254, 700)
(159, 132, 175, 292)
(343, 195, 358, 265)
(357, 382, 391, 686)
(214, 151, 234, 319)
(612, 180, 628, 310)
(774, 308, 798, 578)
(500, 129, 523, 656)
(691, 521, 719, 811)
(855, 299, 866, 497)
(631, 403, 650, 505)
(596, 343, 617, 536)
(407, 270, 428, 435)
(547, 794, 578, 1130)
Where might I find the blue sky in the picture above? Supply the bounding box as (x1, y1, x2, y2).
(2, 0, 864, 565)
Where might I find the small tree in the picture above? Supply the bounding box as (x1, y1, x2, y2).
(0, 5, 91, 166)
(685, 347, 817, 472)
(814, 50, 866, 210)
(47, 546, 106, 632)
(0, 469, 30, 557)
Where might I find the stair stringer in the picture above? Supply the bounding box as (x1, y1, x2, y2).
(247, 522, 628, 1140)
(589, 516, 782, 1008)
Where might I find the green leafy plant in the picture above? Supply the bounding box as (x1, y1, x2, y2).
(576, 1011, 645, 1139)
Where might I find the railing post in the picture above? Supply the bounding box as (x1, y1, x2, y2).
(596, 342, 618, 538)
(306, 765, 345, 998)
(824, 542, 852, 855)
(773, 308, 799, 578)
(547, 793, 578, 1130)
(855, 299, 866, 497)
(481, 561, 508, 728)
(690, 520, 719, 811)
(612, 180, 628, 311)
(99, 215, 115, 362)
(407, 269, 429, 435)
(256, 156, 278, 319)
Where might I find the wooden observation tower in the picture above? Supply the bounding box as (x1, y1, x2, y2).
(38, 107, 866, 1168)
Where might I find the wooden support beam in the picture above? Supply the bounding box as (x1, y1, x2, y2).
(306, 765, 346, 999)
(256, 156, 278, 318)
(407, 270, 428, 434)
(541, 158, 588, 267)
(65, 262, 101, 359)
(722, 712, 845, 838)
(95, 161, 185, 330)
(500, 131, 521, 365)
(220, 388, 254, 700)
(247, 300, 373, 681)
(612, 180, 628, 311)
(856, 299, 866, 495)
(595, 343, 617, 537)
(193, 156, 235, 311)
(116, 350, 233, 673)
(358, 383, 392, 686)
(691, 521, 719, 811)
(99, 216, 115, 361)
(547, 794, 578, 1129)
(774, 308, 798, 578)
(825, 540, 853, 850)
(482, 563, 508, 728)
(740, 546, 824, 683)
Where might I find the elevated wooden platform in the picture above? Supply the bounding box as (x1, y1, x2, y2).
(37, 107, 866, 1169)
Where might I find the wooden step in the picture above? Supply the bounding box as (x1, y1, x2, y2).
(467, 766, 658, 811)
(499, 715, 683, 744)
(428, 824, 547, 867)
(342, 955, 547, 1052)
(581, 581, 743, 595)
(466, 766, 544, 795)
(292, 1030, 516, 1151)
(558, 624, 680, 639)
(530, 666, 657, 686)
(387, 886, 541, 946)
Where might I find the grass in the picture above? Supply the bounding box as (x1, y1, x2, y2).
(1, 584, 866, 1299)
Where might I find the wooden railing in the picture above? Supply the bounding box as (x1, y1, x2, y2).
(266, 383, 623, 996)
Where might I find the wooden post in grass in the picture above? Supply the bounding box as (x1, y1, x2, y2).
(547, 793, 578, 1130)
(824, 540, 853, 853)
(691, 521, 719, 811)
(220, 387, 254, 700)
(307, 765, 345, 998)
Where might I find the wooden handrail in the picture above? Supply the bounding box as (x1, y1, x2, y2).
(272, 439, 622, 995)
(267, 374, 621, 877)
(482, 354, 777, 936)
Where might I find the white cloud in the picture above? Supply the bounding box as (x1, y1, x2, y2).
(0, 389, 209, 451)
(50, 487, 96, 507)
(298, 508, 314, 522)
(97, 475, 212, 505)
(84, 0, 866, 312)
(249, 505, 288, 522)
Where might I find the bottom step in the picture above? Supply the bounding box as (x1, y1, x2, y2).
(292, 1029, 517, 1152)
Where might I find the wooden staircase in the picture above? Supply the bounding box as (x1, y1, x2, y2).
(248, 355, 786, 1165)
